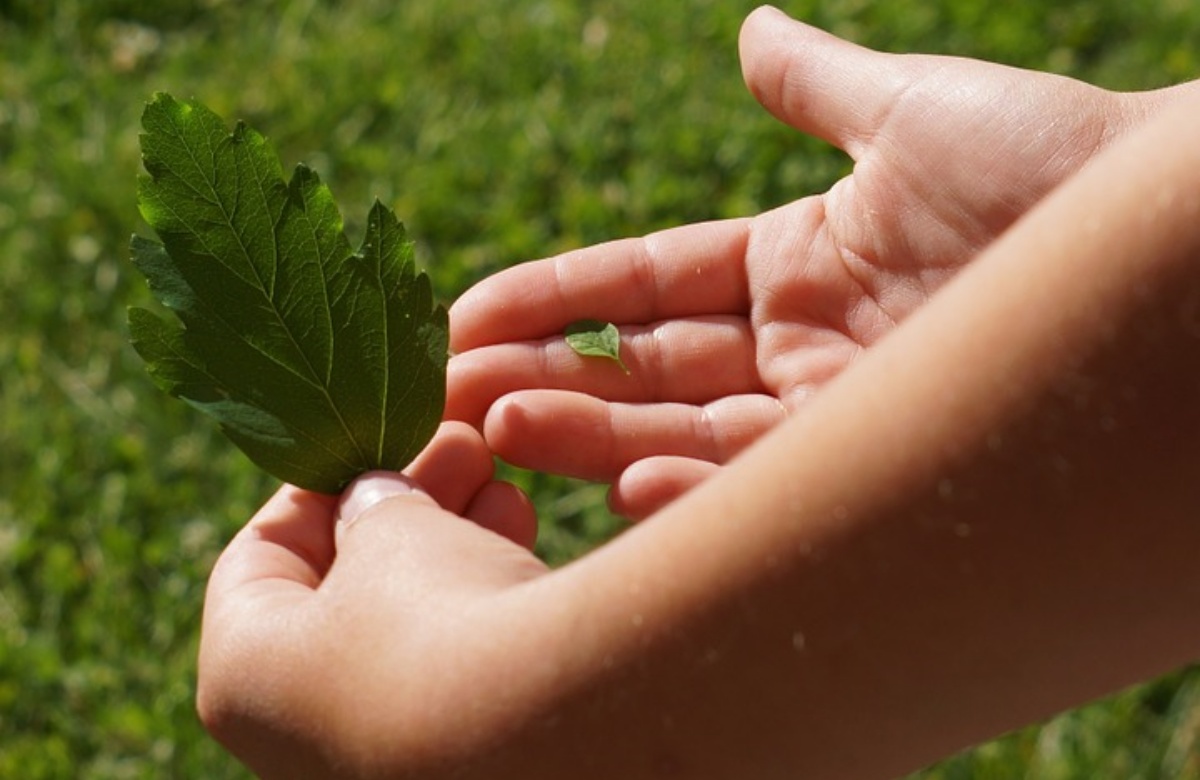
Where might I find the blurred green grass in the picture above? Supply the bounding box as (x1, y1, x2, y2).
(1, 0, 1198, 776)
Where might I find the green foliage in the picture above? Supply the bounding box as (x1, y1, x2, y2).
(2, 0, 1200, 777)
(131, 93, 447, 493)
(565, 320, 628, 373)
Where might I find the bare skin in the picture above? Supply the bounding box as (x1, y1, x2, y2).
(447, 7, 1195, 518)
(197, 7, 1200, 779)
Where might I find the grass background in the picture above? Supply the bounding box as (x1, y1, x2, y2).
(2, 0, 1199, 776)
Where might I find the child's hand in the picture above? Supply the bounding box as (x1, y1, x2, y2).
(196, 422, 544, 778)
(447, 7, 1144, 519)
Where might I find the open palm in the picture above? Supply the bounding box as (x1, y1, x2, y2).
(448, 7, 1142, 518)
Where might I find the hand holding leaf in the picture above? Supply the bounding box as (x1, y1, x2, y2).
(129, 93, 447, 494)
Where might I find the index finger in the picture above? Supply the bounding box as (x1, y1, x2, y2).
(204, 485, 338, 612)
(449, 218, 752, 352)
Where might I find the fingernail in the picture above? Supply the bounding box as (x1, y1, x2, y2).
(337, 471, 424, 528)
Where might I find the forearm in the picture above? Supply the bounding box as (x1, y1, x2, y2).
(1134, 74, 1200, 122)
(433, 91, 1200, 779)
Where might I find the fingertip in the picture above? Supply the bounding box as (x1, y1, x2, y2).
(446, 343, 557, 431)
(465, 481, 539, 550)
(738, 4, 796, 94)
(481, 392, 538, 461)
(448, 262, 556, 352)
(609, 457, 720, 521)
(483, 390, 614, 478)
(445, 352, 489, 427)
(403, 421, 496, 514)
(447, 282, 491, 354)
(416, 419, 492, 472)
(739, 5, 791, 49)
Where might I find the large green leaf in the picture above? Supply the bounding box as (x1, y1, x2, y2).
(129, 92, 447, 494)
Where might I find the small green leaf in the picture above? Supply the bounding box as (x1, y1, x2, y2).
(565, 319, 628, 374)
(129, 93, 447, 494)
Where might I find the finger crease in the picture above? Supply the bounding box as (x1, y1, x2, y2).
(696, 404, 721, 462)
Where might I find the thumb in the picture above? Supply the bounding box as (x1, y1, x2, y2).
(331, 471, 546, 595)
(334, 471, 441, 554)
(331, 472, 474, 596)
(738, 6, 905, 158)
